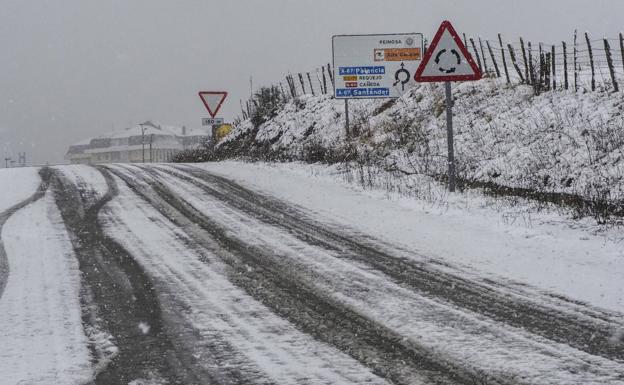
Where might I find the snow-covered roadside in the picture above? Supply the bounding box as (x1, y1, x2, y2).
(193, 161, 624, 313)
(0, 167, 40, 212)
(0, 191, 92, 384)
(218, 80, 624, 206)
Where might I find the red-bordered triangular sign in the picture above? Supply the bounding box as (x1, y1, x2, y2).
(198, 91, 228, 118)
(415, 21, 481, 82)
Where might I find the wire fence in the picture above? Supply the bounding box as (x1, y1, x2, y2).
(238, 31, 624, 121)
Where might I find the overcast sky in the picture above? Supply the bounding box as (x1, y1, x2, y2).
(2, 0, 623, 165)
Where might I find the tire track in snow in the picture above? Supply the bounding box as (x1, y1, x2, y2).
(101, 170, 391, 385)
(0, 168, 49, 299)
(162, 163, 624, 362)
(49, 168, 208, 385)
(123, 164, 624, 385)
(107, 164, 505, 385)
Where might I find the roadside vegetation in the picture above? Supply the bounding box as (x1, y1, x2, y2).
(174, 80, 624, 223)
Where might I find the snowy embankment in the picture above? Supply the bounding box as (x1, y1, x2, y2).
(218, 79, 624, 217)
(0, 191, 92, 384)
(0, 167, 40, 212)
(195, 161, 624, 313)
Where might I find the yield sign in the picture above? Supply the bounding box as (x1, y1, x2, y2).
(198, 91, 228, 118)
(415, 21, 481, 82)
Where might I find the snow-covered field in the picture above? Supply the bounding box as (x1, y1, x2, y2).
(0, 167, 40, 212)
(196, 160, 624, 313)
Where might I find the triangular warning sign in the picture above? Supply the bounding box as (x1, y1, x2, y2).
(198, 91, 228, 118)
(415, 21, 481, 82)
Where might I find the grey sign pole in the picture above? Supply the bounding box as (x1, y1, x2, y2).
(445, 81, 456, 192)
(344, 99, 350, 138)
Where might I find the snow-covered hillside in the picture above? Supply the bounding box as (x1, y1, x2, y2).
(217, 79, 624, 219)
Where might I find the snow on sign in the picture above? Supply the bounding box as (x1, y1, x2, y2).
(414, 21, 481, 82)
(198, 91, 228, 118)
(332, 33, 423, 99)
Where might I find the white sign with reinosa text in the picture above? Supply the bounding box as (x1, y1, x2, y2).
(332, 33, 423, 99)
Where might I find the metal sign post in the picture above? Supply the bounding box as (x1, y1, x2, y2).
(444, 81, 455, 191)
(414, 21, 481, 192)
(344, 99, 350, 137)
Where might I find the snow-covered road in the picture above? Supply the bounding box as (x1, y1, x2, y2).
(0, 163, 623, 385)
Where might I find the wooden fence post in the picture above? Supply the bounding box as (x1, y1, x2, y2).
(551, 45, 556, 90)
(470, 38, 483, 73)
(307, 72, 315, 96)
(585, 32, 595, 91)
(528, 42, 538, 94)
(563, 41, 569, 90)
(538, 49, 545, 92)
(322, 66, 328, 94)
(620, 33, 624, 74)
(508, 44, 525, 83)
(498, 34, 510, 84)
(327, 63, 334, 93)
(298, 73, 306, 94)
(315, 70, 323, 94)
(544, 52, 551, 91)
(292, 75, 298, 97)
(604, 38, 619, 91)
(486, 40, 501, 77)
(574, 30, 578, 91)
(463, 33, 468, 48)
(286, 76, 294, 97)
(424, 38, 428, 56)
(520, 38, 529, 84)
(479, 37, 489, 75)
(538, 43, 544, 86)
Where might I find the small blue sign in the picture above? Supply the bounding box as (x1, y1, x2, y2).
(338, 66, 386, 75)
(336, 88, 390, 97)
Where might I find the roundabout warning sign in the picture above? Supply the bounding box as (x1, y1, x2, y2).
(414, 21, 481, 82)
(414, 21, 481, 193)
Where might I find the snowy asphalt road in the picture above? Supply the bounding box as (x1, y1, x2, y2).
(1, 164, 624, 384)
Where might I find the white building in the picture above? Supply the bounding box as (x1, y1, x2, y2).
(65, 121, 210, 164)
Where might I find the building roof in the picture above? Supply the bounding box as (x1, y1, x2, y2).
(70, 121, 209, 144)
(66, 120, 210, 158)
